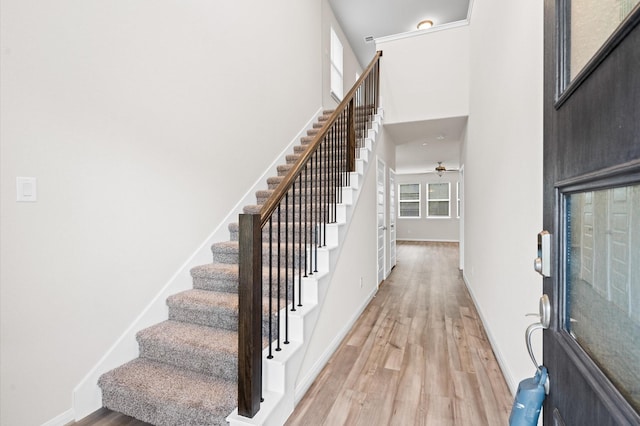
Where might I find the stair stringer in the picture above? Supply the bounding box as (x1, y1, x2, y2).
(227, 108, 384, 426)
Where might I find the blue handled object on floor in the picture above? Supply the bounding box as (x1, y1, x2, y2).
(508, 366, 548, 426)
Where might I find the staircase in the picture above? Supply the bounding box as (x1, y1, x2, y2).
(97, 106, 383, 425)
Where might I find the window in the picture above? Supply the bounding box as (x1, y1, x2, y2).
(330, 27, 343, 101)
(427, 182, 450, 218)
(399, 183, 420, 218)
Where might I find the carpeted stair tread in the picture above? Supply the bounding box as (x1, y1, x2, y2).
(190, 263, 238, 292)
(286, 152, 347, 164)
(191, 262, 237, 279)
(256, 189, 275, 199)
(99, 358, 235, 426)
(167, 289, 240, 331)
(167, 289, 286, 332)
(242, 203, 336, 216)
(254, 189, 343, 205)
(168, 289, 237, 313)
(242, 204, 262, 215)
(137, 320, 237, 380)
(210, 241, 243, 264)
(211, 239, 314, 266)
(276, 162, 349, 178)
(228, 220, 321, 242)
(190, 263, 295, 292)
(267, 176, 284, 188)
(266, 176, 345, 190)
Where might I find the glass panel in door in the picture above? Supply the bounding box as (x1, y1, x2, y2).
(565, 184, 640, 413)
(569, 0, 640, 80)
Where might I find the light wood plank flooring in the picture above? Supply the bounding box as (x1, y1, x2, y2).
(70, 407, 151, 425)
(73, 241, 512, 425)
(285, 241, 512, 425)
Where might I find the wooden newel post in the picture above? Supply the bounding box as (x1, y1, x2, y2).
(238, 213, 262, 418)
(347, 98, 356, 172)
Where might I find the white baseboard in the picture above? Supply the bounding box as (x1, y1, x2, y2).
(397, 238, 459, 243)
(293, 287, 377, 404)
(41, 409, 74, 426)
(462, 271, 516, 395)
(70, 106, 326, 422)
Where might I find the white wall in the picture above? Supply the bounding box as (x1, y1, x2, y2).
(294, 119, 395, 394)
(396, 172, 460, 242)
(0, 1, 323, 425)
(377, 25, 469, 124)
(464, 0, 544, 392)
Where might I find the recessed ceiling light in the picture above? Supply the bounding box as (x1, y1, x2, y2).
(417, 19, 434, 30)
(436, 134, 445, 140)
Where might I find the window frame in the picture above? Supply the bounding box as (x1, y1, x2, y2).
(426, 182, 451, 218)
(398, 183, 421, 219)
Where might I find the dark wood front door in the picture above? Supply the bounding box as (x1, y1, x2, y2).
(543, 1, 640, 425)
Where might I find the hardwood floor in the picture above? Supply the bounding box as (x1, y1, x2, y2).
(72, 241, 512, 425)
(285, 241, 513, 425)
(70, 407, 151, 425)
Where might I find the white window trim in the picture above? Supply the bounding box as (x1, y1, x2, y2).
(426, 182, 451, 218)
(398, 183, 421, 218)
(456, 182, 461, 219)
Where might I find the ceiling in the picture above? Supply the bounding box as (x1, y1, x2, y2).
(328, 0, 471, 176)
(387, 116, 467, 174)
(328, 0, 471, 67)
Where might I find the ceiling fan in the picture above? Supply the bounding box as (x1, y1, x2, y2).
(434, 161, 459, 177)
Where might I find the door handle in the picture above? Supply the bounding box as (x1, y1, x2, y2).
(526, 294, 551, 370)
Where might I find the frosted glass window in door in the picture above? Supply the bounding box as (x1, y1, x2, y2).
(569, 0, 640, 80)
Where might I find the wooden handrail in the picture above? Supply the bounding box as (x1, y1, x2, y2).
(259, 51, 383, 228)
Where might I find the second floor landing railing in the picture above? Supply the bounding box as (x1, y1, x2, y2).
(237, 51, 382, 418)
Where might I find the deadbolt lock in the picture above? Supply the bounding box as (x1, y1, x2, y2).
(534, 231, 551, 277)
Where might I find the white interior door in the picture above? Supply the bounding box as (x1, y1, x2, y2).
(376, 158, 386, 284)
(389, 169, 396, 272)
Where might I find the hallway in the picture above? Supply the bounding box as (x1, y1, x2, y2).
(73, 242, 512, 426)
(285, 241, 512, 425)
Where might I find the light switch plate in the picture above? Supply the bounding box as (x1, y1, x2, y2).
(17, 177, 37, 202)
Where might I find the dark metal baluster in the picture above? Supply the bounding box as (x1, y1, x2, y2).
(314, 150, 319, 273)
(276, 204, 281, 352)
(291, 183, 296, 312)
(303, 164, 308, 278)
(329, 127, 334, 225)
(284, 193, 289, 345)
(297, 174, 303, 307)
(267, 217, 273, 360)
(333, 117, 342, 223)
(323, 135, 328, 247)
(333, 121, 338, 223)
(309, 152, 314, 276)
